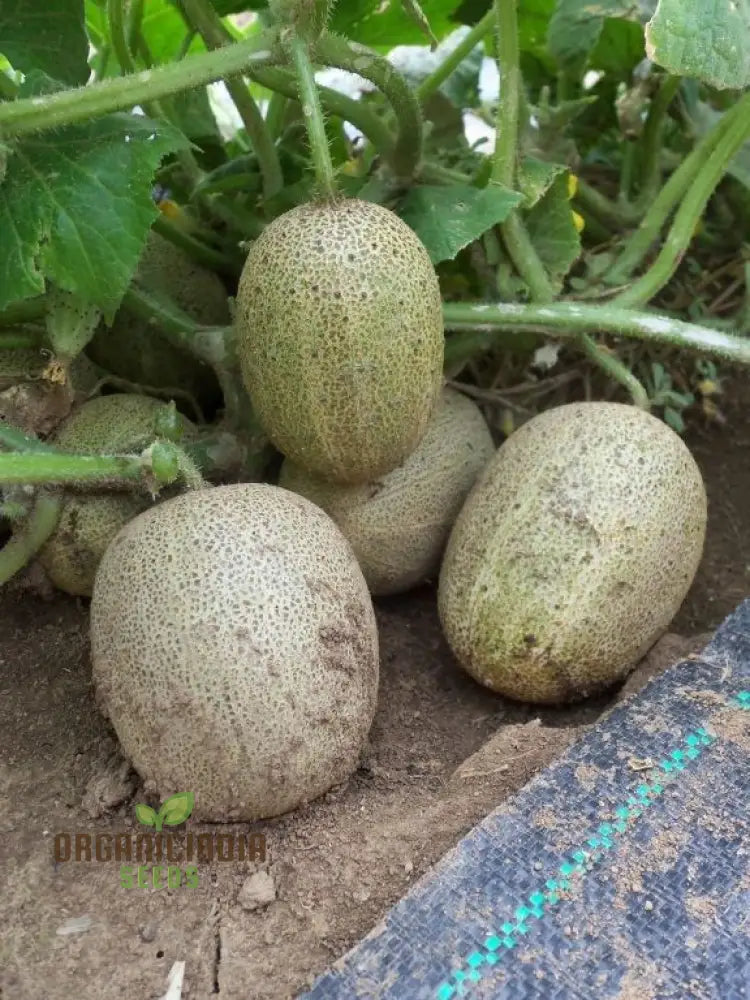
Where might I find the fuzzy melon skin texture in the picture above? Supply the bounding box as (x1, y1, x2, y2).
(235, 198, 444, 484)
(87, 232, 226, 409)
(279, 387, 494, 595)
(438, 402, 707, 705)
(38, 394, 195, 597)
(90, 483, 379, 822)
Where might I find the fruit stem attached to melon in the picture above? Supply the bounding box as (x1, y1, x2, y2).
(577, 333, 650, 410)
(0, 492, 62, 586)
(286, 33, 337, 199)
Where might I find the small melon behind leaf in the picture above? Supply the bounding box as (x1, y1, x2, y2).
(279, 387, 494, 595)
(438, 402, 707, 704)
(90, 483, 379, 822)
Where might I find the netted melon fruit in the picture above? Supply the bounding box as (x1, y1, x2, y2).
(38, 393, 195, 597)
(235, 198, 444, 484)
(438, 402, 707, 705)
(279, 387, 494, 595)
(87, 232, 227, 409)
(90, 483, 379, 822)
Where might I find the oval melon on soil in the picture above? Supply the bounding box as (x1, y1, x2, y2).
(38, 394, 195, 597)
(90, 483, 379, 822)
(279, 387, 494, 595)
(235, 198, 444, 484)
(438, 402, 707, 704)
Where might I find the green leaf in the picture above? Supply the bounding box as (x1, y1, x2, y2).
(135, 803, 158, 827)
(0, 114, 187, 315)
(169, 88, 222, 147)
(0, 0, 89, 85)
(589, 16, 645, 74)
(646, 0, 750, 89)
(331, 0, 463, 47)
(548, 0, 653, 67)
(518, 156, 566, 208)
(399, 183, 523, 264)
(158, 791, 195, 827)
(524, 174, 581, 293)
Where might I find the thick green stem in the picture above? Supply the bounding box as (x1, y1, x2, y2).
(180, 0, 284, 201)
(315, 33, 422, 178)
(0, 422, 56, 454)
(607, 92, 750, 285)
(265, 90, 288, 138)
(152, 215, 241, 275)
(0, 492, 61, 586)
(416, 10, 494, 103)
(575, 179, 640, 229)
(0, 452, 149, 485)
(251, 66, 394, 157)
(288, 33, 336, 197)
(501, 213, 555, 301)
(127, 0, 146, 55)
(442, 301, 750, 365)
(0, 33, 278, 137)
(614, 104, 750, 308)
(634, 75, 680, 204)
(108, 0, 137, 74)
(578, 333, 650, 409)
(492, 0, 520, 188)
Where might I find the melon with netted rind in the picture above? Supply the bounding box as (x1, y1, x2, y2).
(279, 387, 494, 595)
(87, 232, 226, 408)
(438, 402, 707, 705)
(235, 198, 444, 484)
(90, 483, 379, 822)
(38, 393, 195, 596)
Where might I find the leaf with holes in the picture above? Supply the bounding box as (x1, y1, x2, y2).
(0, 114, 187, 316)
(399, 184, 522, 264)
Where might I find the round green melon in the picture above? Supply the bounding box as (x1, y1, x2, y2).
(39, 393, 195, 596)
(90, 483, 379, 821)
(279, 387, 494, 595)
(235, 198, 444, 484)
(87, 232, 227, 409)
(438, 402, 707, 704)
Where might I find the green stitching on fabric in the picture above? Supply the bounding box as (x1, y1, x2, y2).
(435, 724, 719, 999)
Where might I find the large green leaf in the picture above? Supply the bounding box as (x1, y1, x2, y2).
(0, 0, 89, 84)
(331, 0, 463, 48)
(0, 115, 186, 314)
(399, 183, 522, 263)
(646, 0, 750, 89)
(524, 174, 581, 293)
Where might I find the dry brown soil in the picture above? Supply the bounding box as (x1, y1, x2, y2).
(1, 385, 749, 1000)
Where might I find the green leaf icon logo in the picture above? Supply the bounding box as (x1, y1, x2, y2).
(156, 792, 194, 831)
(135, 803, 157, 827)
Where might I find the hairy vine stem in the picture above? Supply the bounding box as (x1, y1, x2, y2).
(416, 10, 494, 103)
(614, 101, 750, 308)
(179, 0, 284, 201)
(287, 32, 336, 198)
(606, 91, 750, 285)
(0, 32, 278, 137)
(442, 301, 750, 366)
(315, 33, 423, 178)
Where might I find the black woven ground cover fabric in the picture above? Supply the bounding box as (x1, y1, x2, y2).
(300, 601, 750, 1000)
